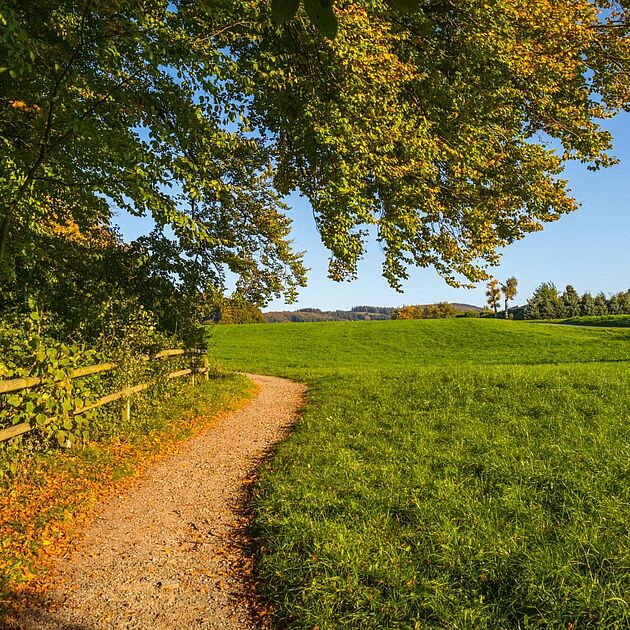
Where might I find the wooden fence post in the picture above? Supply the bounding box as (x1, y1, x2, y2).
(203, 353, 209, 381)
(122, 398, 131, 424)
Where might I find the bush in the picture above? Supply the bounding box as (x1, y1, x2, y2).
(0, 304, 197, 459)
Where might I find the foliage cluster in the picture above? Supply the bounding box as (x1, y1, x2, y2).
(215, 299, 266, 325)
(0, 207, 220, 348)
(211, 319, 630, 627)
(0, 314, 100, 451)
(0, 301, 201, 459)
(237, 0, 629, 287)
(0, 0, 306, 304)
(526, 284, 630, 319)
(392, 301, 458, 319)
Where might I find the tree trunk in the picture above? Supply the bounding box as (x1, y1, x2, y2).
(0, 212, 11, 262)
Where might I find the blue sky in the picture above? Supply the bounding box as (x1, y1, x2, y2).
(115, 112, 629, 311)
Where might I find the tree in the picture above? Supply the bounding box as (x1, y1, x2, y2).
(216, 299, 266, 324)
(433, 302, 458, 319)
(0, 0, 306, 309)
(606, 291, 630, 315)
(486, 279, 501, 318)
(391, 305, 417, 320)
(1, 0, 628, 315)
(593, 292, 609, 315)
(0, 206, 217, 343)
(500, 277, 518, 319)
(617, 290, 630, 313)
(526, 282, 564, 319)
(422, 302, 457, 318)
(235, 0, 629, 288)
(580, 291, 596, 316)
(561, 285, 581, 317)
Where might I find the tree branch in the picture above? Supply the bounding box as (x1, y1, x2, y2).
(1, 0, 93, 261)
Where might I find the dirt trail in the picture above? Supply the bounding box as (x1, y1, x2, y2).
(6, 374, 306, 630)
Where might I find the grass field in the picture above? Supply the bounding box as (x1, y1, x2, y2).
(209, 320, 630, 628)
(552, 314, 630, 328)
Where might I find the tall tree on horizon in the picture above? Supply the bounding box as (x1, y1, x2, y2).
(526, 282, 564, 319)
(561, 285, 581, 317)
(501, 277, 519, 319)
(486, 279, 501, 318)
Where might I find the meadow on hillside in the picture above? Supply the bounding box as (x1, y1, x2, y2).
(555, 315, 630, 328)
(211, 319, 630, 628)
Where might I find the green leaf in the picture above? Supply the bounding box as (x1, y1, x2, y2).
(272, 0, 301, 25)
(303, 0, 337, 39)
(385, 0, 421, 12)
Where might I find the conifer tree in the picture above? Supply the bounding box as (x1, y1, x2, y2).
(561, 285, 581, 317)
(580, 292, 596, 316)
(594, 293, 609, 315)
(526, 283, 564, 319)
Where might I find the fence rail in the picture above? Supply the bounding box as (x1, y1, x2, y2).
(0, 349, 208, 444)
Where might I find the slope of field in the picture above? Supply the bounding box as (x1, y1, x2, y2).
(555, 314, 630, 327)
(209, 320, 630, 628)
(209, 318, 629, 374)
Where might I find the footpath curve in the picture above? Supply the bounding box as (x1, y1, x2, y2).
(7, 374, 306, 630)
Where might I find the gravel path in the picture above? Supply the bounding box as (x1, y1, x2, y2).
(7, 374, 306, 630)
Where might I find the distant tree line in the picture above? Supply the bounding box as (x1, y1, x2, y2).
(392, 302, 484, 320)
(265, 307, 393, 323)
(350, 306, 397, 315)
(526, 284, 630, 319)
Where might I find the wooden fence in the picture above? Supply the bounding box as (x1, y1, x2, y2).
(0, 348, 208, 443)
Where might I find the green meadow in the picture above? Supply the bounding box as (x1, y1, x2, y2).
(555, 315, 630, 328)
(210, 319, 630, 628)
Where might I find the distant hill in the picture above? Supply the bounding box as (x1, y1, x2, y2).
(264, 303, 483, 323)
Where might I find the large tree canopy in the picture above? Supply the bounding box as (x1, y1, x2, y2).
(1, 0, 628, 310)
(233, 0, 628, 286)
(0, 0, 307, 310)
